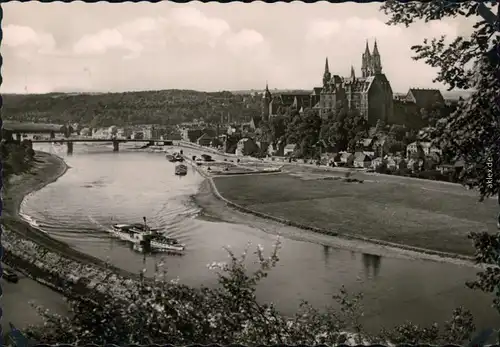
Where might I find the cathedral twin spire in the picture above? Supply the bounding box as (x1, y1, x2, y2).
(362, 39, 382, 77)
(373, 39, 380, 56)
(322, 39, 382, 84)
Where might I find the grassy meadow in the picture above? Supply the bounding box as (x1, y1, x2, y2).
(213, 173, 498, 256)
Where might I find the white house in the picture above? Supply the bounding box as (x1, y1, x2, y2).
(284, 144, 296, 156)
(92, 128, 109, 139)
(371, 157, 384, 169)
(335, 152, 354, 167)
(406, 141, 442, 158)
(131, 131, 144, 140)
(353, 152, 372, 168)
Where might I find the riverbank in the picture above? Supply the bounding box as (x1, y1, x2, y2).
(2, 152, 143, 278)
(1, 151, 148, 331)
(193, 160, 498, 262)
(2, 152, 71, 332)
(3, 152, 68, 217)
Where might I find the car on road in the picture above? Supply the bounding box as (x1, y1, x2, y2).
(3, 268, 19, 283)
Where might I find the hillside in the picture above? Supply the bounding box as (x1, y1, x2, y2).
(2, 90, 261, 127)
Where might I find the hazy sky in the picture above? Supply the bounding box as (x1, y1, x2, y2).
(1, 2, 475, 94)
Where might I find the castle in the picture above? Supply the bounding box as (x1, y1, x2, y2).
(261, 40, 394, 127)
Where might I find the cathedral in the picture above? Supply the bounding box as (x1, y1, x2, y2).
(318, 40, 394, 125)
(261, 40, 394, 127)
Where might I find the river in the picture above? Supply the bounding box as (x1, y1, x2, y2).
(20, 143, 498, 332)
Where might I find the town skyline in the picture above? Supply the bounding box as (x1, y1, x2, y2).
(1, 2, 476, 94)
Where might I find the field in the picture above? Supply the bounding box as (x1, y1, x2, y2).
(213, 172, 498, 256)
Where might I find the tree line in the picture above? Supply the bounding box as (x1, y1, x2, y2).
(257, 106, 418, 160)
(2, 90, 261, 128)
(1, 127, 36, 180)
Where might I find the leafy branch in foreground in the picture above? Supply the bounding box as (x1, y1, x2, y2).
(381, 0, 500, 334)
(381, 0, 500, 198)
(17, 237, 484, 346)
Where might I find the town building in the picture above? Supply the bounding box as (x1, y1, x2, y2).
(283, 144, 296, 156)
(353, 152, 372, 168)
(406, 141, 442, 158)
(131, 131, 144, 140)
(405, 88, 445, 110)
(236, 138, 259, 156)
(335, 152, 355, 167)
(392, 88, 446, 128)
(261, 84, 312, 121)
(197, 133, 214, 147)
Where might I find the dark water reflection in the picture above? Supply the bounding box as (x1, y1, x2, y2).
(20, 143, 499, 332)
(362, 253, 382, 280)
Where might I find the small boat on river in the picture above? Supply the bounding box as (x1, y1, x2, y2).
(149, 145, 165, 153)
(175, 163, 188, 176)
(166, 152, 184, 162)
(110, 218, 185, 253)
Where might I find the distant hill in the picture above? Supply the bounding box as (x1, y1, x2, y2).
(441, 90, 474, 100)
(2, 89, 261, 127)
(4, 87, 473, 128)
(232, 89, 312, 95)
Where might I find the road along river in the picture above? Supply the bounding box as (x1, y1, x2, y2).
(19, 143, 498, 332)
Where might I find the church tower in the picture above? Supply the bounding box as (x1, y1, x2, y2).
(371, 39, 382, 74)
(361, 41, 371, 78)
(262, 82, 272, 121)
(323, 57, 332, 90)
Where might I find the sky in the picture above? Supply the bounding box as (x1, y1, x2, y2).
(1, 2, 476, 94)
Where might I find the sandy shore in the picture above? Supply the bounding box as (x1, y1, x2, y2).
(2, 152, 72, 332)
(1, 151, 144, 332)
(2, 152, 142, 279)
(3, 152, 68, 216)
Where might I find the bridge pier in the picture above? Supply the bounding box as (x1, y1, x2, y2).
(15, 133, 21, 142)
(66, 141, 74, 155)
(112, 139, 119, 152)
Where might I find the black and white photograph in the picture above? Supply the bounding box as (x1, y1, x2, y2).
(1, 1, 499, 345)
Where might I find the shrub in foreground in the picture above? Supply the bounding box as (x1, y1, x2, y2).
(20, 238, 494, 346)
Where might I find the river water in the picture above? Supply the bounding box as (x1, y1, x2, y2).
(21, 143, 499, 332)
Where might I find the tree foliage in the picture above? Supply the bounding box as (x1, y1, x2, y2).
(381, 0, 499, 197)
(2, 90, 261, 127)
(15, 238, 486, 346)
(22, 241, 368, 345)
(388, 141, 406, 154)
(381, 0, 500, 327)
(269, 116, 287, 144)
(419, 102, 449, 128)
(0, 137, 35, 179)
(320, 107, 369, 152)
(286, 109, 322, 158)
